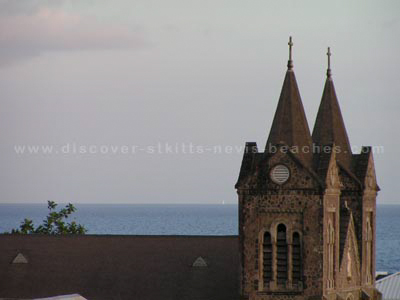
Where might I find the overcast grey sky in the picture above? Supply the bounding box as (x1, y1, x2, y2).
(0, 0, 399, 204)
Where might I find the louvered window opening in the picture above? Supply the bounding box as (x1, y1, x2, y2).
(292, 232, 301, 283)
(271, 165, 290, 184)
(263, 232, 272, 285)
(276, 224, 288, 284)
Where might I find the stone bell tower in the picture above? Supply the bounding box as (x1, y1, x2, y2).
(235, 38, 381, 300)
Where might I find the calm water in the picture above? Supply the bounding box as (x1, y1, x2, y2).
(0, 204, 398, 273)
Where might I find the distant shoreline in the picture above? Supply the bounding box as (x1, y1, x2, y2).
(0, 203, 397, 205)
(0, 202, 239, 205)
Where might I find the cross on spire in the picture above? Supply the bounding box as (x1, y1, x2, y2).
(327, 47, 332, 78)
(287, 36, 293, 70)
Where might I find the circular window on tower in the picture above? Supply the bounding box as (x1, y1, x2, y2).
(270, 164, 290, 184)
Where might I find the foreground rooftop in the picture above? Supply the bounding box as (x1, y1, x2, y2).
(0, 235, 239, 300)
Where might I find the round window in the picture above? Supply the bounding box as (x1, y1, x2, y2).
(270, 165, 290, 184)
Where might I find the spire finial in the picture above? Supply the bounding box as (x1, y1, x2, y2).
(327, 47, 332, 78)
(288, 36, 293, 70)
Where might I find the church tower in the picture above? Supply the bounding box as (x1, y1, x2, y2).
(235, 38, 381, 300)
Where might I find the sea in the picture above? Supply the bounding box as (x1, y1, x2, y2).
(0, 203, 398, 274)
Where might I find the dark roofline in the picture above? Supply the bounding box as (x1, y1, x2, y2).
(337, 161, 363, 188)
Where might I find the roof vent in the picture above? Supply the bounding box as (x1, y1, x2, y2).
(12, 253, 28, 264)
(270, 164, 290, 184)
(192, 256, 207, 267)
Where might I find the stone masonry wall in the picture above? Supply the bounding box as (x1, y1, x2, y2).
(239, 191, 323, 300)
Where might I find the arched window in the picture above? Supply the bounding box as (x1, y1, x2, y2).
(292, 232, 301, 283)
(263, 231, 273, 286)
(276, 224, 288, 284)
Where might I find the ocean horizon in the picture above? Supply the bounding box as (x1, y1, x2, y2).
(1, 203, 399, 274)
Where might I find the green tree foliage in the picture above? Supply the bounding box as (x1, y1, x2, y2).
(8, 201, 87, 234)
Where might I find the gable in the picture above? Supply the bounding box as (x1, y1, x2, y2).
(364, 153, 378, 191)
(235, 142, 259, 189)
(263, 146, 322, 190)
(236, 143, 325, 191)
(354, 148, 379, 192)
(11, 252, 28, 264)
(315, 144, 362, 193)
(192, 256, 208, 267)
(338, 214, 361, 288)
(323, 148, 340, 191)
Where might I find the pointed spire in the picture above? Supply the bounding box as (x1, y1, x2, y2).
(312, 47, 352, 168)
(266, 37, 313, 165)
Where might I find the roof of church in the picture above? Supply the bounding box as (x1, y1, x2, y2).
(235, 142, 258, 188)
(314, 143, 335, 182)
(265, 37, 313, 166)
(312, 72, 352, 169)
(0, 235, 239, 300)
(237, 44, 374, 192)
(265, 68, 313, 166)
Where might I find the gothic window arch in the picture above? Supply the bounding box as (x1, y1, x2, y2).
(346, 294, 354, 300)
(292, 231, 302, 284)
(263, 231, 273, 286)
(276, 224, 288, 284)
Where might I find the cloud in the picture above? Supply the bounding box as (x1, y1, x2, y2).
(0, 7, 148, 67)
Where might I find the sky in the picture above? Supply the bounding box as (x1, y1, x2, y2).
(0, 0, 399, 204)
